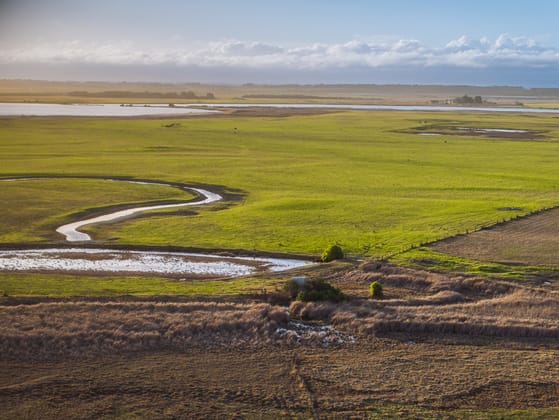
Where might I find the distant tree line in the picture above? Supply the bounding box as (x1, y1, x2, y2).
(67, 90, 215, 99)
(453, 94, 483, 104)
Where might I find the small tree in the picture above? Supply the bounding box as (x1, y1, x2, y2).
(321, 244, 344, 262)
(369, 281, 384, 299)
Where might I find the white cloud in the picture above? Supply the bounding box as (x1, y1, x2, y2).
(1, 35, 558, 71)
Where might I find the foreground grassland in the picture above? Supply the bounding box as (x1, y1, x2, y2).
(2, 111, 559, 259)
(2, 345, 558, 418)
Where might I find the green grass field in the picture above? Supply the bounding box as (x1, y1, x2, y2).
(0, 272, 280, 297)
(2, 111, 559, 259)
(0, 178, 195, 242)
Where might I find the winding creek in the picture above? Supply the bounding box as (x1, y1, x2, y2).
(0, 177, 312, 276)
(56, 185, 222, 241)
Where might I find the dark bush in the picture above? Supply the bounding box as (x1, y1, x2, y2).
(321, 244, 344, 262)
(285, 278, 345, 303)
(369, 281, 384, 299)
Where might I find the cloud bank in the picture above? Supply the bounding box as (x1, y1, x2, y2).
(2, 34, 559, 85)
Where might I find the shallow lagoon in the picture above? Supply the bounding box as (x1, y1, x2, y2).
(0, 102, 218, 117)
(0, 248, 312, 277)
(2, 102, 559, 116)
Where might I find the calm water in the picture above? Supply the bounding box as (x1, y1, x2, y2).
(1, 177, 311, 276)
(0, 103, 218, 116)
(1, 102, 559, 116)
(0, 248, 312, 277)
(190, 103, 559, 114)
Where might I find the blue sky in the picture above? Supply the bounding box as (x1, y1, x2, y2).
(1, 0, 559, 86)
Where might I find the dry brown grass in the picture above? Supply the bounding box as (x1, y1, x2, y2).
(291, 261, 559, 339)
(1, 342, 558, 418)
(2, 262, 559, 416)
(431, 206, 559, 266)
(3, 261, 557, 361)
(0, 301, 289, 360)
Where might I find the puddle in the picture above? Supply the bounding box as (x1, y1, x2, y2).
(457, 127, 528, 133)
(0, 248, 312, 277)
(275, 321, 355, 346)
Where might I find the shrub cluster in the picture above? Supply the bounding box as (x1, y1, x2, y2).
(321, 244, 344, 262)
(369, 281, 384, 299)
(286, 278, 345, 303)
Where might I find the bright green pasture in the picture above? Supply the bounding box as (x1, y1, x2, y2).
(0, 178, 194, 242)
(2, 111, 559, 257)
(0, 272, 279, 296)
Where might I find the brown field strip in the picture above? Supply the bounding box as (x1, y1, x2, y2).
(430, 206, 559, 266)
(1, 341, 558, 417)
(2, 262, 559, 416)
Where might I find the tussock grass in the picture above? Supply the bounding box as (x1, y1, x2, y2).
(350, 260, 515, 296)
(0, 301, 289, 359)
(291, 263, 559, 339)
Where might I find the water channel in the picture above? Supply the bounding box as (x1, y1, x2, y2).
(0, 177, 312, 277)
(2, 102, 559, 116)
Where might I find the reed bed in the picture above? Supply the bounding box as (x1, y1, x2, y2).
(0, 301, 289, 359)
(292, 263, 559, 339)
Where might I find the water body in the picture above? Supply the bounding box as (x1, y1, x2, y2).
(456, 127, 528, 133)
(2, 102, 559, 116)
(190, 103, 559, 114)
(0, 103, 218, 117)
(0, 248, 311, 277)
(2, 177, 312, 276)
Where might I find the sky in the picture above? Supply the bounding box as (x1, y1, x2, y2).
(1, 0, 559, 86)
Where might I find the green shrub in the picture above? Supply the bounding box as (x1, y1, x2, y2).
(286, 278, 345, 303)
(369, 281, 383, 299)
(321, 244, 344, 262)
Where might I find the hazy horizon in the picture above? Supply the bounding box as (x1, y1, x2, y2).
(2, 1, 559, 87)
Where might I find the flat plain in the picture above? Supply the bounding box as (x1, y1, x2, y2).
(2, 111, 559, 258)
(2, 90, 559, 417)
